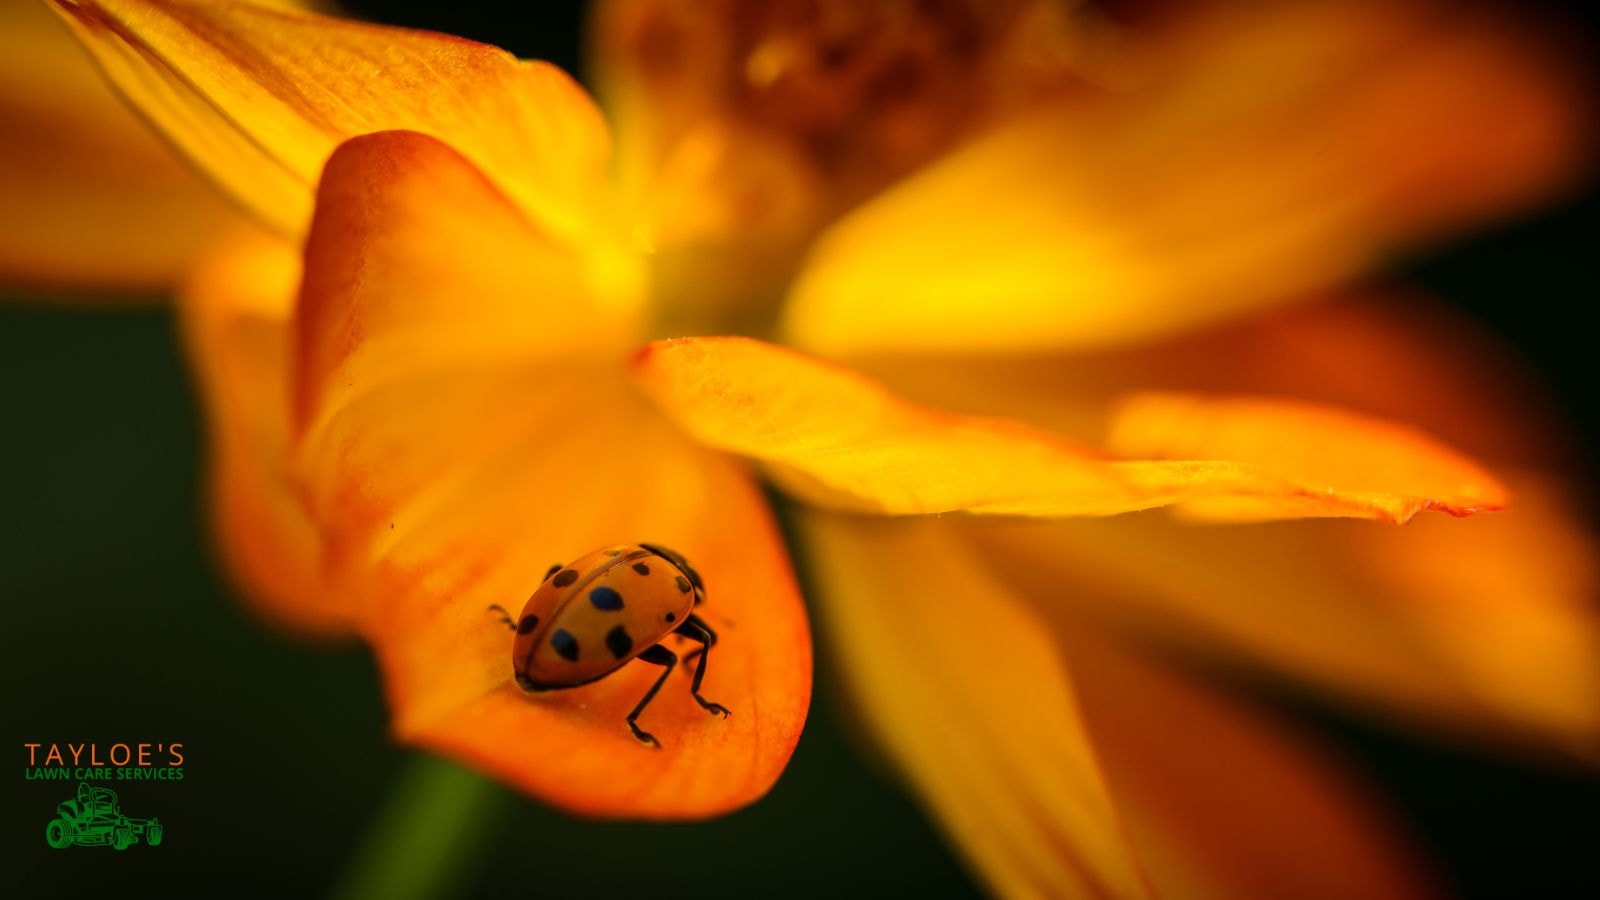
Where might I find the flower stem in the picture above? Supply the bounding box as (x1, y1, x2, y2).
(330, 752, 509, 900)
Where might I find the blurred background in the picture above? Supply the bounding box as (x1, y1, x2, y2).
(4, 1, 1597, 897)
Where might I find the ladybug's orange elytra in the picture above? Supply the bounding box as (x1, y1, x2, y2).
(486, 543, 728, 747)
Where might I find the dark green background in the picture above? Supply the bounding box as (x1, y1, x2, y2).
(5, 2, 1597, 897)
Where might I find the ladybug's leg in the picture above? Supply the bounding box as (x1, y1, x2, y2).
(627, 644, 678, 748)
(485, 604, 516, 631)
(681, 647, 705, 672)
(486, 602, 544, 630)
(488, 604, 541, 635)
(675, 615, 731, 718)
(676, 613, 716, 672)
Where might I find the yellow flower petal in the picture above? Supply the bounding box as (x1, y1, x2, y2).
(296, 130, 642, 441)
(0, 0, 241, 294)
(632, 336, 1505, 522)
(781, 0, 1588, 355)
(813, 512, 1440, 897)
(176, 227, 350, 634)
(50, 0, 624, 251)
(303, 357, 815, 816)
(803, 512, 1151, 899)
(1068, 631, 1439, 900)
(1106, 392, 1507, 522)
(292, 130, 808, 816)
(973, 474, 1600, 756)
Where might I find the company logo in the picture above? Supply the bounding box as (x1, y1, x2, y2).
(44, 782, 164, 850)
(24, 742, 184, 850)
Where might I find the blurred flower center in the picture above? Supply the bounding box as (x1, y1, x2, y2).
(603, 0, 1115, 338)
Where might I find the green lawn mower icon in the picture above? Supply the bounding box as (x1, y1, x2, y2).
(45, 782, 163, 850)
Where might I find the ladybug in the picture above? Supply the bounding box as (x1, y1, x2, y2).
(487, 543, 728, 747)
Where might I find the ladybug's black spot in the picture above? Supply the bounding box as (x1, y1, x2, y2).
(665, 612, 676, 623)
(674, 575, 691, 594)
(516, 614, 540, 635)
(589, 586, 624, 611)
(550, 628, 579, 661)
(632, 562, 651, 575)
(605, 625, 634, 659)
(551, 569, 579, 587)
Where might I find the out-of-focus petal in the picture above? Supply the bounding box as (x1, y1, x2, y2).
(1105, 392, 1507, 522)
(177, 227, 349, 634)
(633, 336, 1505, 522)
(803, 512, 1151, 899)
(295, 130, 642, 439)
(1067, 629, 1439, 900)
(592, 0, 1126, 317)
(293, 131, 808, 816)
(973, 475, 1600, 757)
(857, 292, 1577, 474)
(49, 0, 626, 255)
(782, 0, 1591, 356)
(0, 0, 241, 294)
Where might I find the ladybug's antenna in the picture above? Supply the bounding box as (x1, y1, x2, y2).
(486, 604, 516, 631)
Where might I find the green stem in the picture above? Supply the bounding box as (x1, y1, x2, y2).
(329, 752, 509, 900)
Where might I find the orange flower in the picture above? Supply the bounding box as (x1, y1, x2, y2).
(34, 0, 1599, 894)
